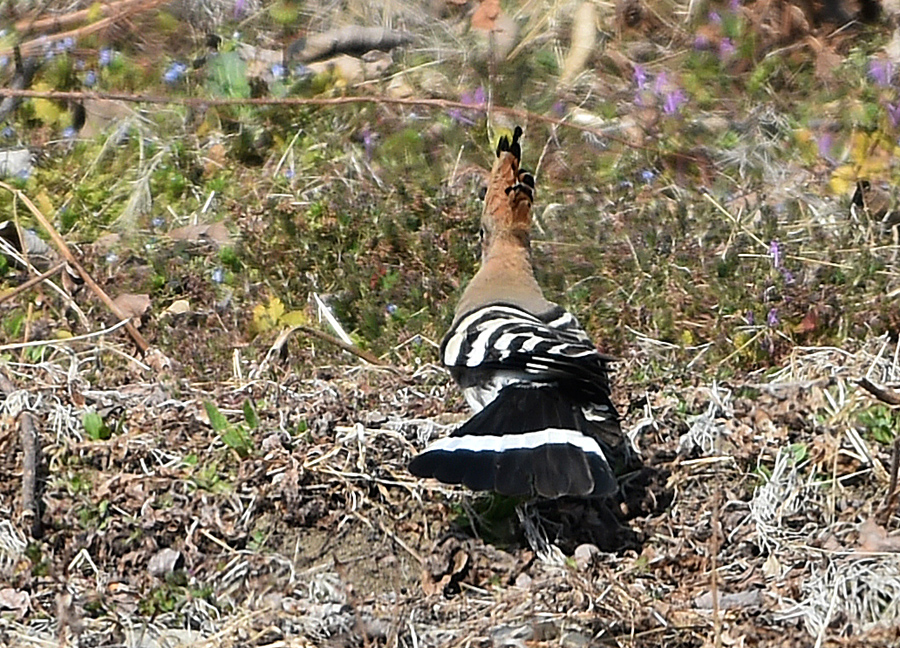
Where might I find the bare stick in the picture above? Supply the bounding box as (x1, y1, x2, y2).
(857, 377, 900, 406)
(0, 182, 150, 355)
(15, 0, 153, 34)
(0, 262, 65, 306)
(0, 371, 42, 539)
(0, 89, 698, 160)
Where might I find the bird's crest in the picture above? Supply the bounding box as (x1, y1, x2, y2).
(482, 126, 535, 243)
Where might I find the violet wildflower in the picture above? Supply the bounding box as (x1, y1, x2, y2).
(233, 0, 247, 18)
(270, 63, 285, 78)
(709, 10, 722, 22)
(868, 59, 893, 87)
(0, 55, 8, 68)
(781, 269, 795, 284)
(84, 70, 97, 87)
(386, 303, 398, 315)
(361, 129, 376, 159)
(99, 48, 112, 67)
(633, 64, 647, 89)
(152, 216, 166, 229)
(284, 168, 295, 179)
(640, 169, 656, 183)
(729, 0, 740, 10)
(769, 240, 781, 268)
(719, 38, 735, 59)
(653, 71, 668, 95)
(1, 126, 13, 138)
(767, 308, 779, 327)
(888, 103, 900, 129)
(164, 61, 188, 84)
(694, 34, 711, 50)
(663, 89, 686, 115)
(62, 126, 76, 139)
(212, 268, 225, 284)
(817, 132, 833, 160)
(745, 311, 755, 326)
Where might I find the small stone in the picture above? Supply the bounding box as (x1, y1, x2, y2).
(514, 572, 532, 589)
(573, 543, 600, 570)
(561, 630, 592, 648)
(148, 548, 183, 577)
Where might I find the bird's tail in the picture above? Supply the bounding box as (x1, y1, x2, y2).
(408, 383, 619, 499)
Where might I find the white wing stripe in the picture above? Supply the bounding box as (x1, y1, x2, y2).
(423, 428, 607, 457)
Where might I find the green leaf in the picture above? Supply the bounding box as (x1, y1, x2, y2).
(242, 399, 260, 429)
(221, 426, 253, 459)
(83, 412, 111, 440)
(204, 401, 229, 432)
(206, 51, 251, 99)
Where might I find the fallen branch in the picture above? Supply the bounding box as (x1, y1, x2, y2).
(0, 89, 691, 159)
(0, 181, 150, 355)
(0, 371, 42, 539)
(857, 377, 900, 406)
(14, 0, 154, 35)
(286, 27, 414, 62)
(0, 262, 66, 306)
(4, 0, 170, 57)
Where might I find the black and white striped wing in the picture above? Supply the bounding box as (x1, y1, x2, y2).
(441, 303, 614, 397)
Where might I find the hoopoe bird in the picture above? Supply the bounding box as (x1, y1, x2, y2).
(409, 127, 635, 499)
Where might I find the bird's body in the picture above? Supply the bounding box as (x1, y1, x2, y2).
(409, 128, 636, 499)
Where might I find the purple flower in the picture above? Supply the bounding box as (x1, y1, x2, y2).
(719, 38, 735, 59)
(233, 0, 247, 18)
(769, 240, 781, 268)
(781, 269, 795, 284)
(386, 303, 398, 315)
(729, 0, 740, 10)
(361, 129, 376, 159)
(152, 216, 165, 229)
(164, 61, 188, 84)
(0, 55, 8, 68)
(1, 126, 13, 138)
(62, 126, 76, 139)
(552, 101, 565, 117)
(709, 10, 722, 22)
(84, 70, 97, 87)
(868, 59, 893, 87)
(767, 308, 779, 327)
(745, 311, 755, 326)
(270, 63, 285, 78)
(284, 168, 295, 179)
(633, 64, 648, 89)
(99, 48, 113, 67)
(888, 103, 900, 128)
(449, 86, 486, 125)
(694, 34, 711, 50)
(817, 132, 833, 160)
(212, 268, 225, 284)
(653, 71, 668, 95)
(663, 89, 686, 115)
(640, 169, 656, 183)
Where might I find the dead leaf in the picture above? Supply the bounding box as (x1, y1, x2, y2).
(113, 294, 151, 323)
(165, 299, 191, 315)
(168, 222, 231, 246)
(560, 2, 597, 85)
(858, 518, 900, 552)
(0, 588, 30, 618)
(471, 0, 501, 30)
(794, 308, 819, 334)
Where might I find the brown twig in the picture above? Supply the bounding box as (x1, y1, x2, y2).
(0, 262, 66, 306)
(6, 0, 170, 56)
(884, 437, 900, 526)
(0, 89, 693, 159)
(294, 324, 387, 367)
(0, 370, 42, 539)
(14, 0, 154, 35)
(857, 377, 900, 406)
(0, 181, 150, 355)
